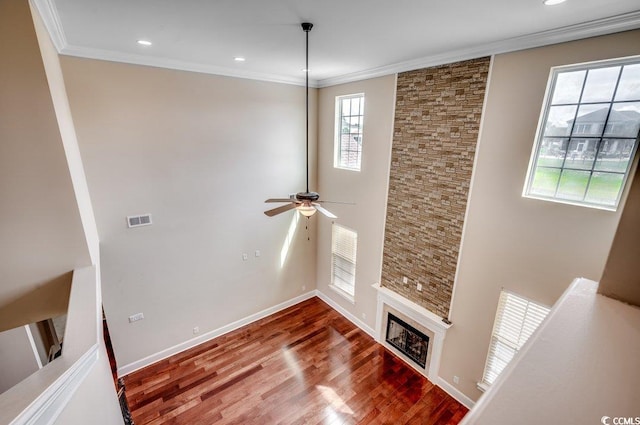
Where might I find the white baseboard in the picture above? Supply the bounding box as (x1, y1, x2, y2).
(437, 377, 476, 410)
(314, 289, 376, 338)
(117, 291, 317, 377)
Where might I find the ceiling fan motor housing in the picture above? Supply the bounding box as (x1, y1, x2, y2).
(296, 191, 320, 202)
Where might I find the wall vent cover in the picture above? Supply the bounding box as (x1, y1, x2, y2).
(127, 214, 152, 228)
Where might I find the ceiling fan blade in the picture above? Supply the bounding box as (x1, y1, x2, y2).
(264, 203, 297, 217)
(265, 198, 295, 203)
(312, 203, 337, 219)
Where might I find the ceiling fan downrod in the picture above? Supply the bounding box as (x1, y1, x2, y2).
(302, 22, 312, 195)
(262, 22, 338, 220)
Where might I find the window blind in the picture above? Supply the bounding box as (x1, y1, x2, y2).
(331, 224, 357, 297)
(482, 291, 550, 386)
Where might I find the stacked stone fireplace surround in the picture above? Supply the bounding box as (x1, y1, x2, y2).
(377, 57, 490, 378)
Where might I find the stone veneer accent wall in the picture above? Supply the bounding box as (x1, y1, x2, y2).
(381, 57, 490, 319)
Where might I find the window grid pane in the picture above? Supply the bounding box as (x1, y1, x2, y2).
(331, 224, 357, 297)
(336, 94, 364, 171)
(482, 291, 550, 387)
(526, 59, 640, 210)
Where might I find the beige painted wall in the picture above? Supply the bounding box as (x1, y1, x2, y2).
(61, 56, 318, 368)
(441, 29, 640, 402)
(317, 75, 396, 331)
(31, 0, 101, 266)
(0, 326, 40, 393)
(0, 2, 121, 422)
(599, 165, 640, 306)
(32, 4, 123, 421)
(0, 0, 91, 309)
(0, 273, 71, 333)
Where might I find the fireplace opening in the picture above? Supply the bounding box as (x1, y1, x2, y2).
(385, 313, 429, 368)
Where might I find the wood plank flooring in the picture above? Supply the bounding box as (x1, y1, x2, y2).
(124, 297, 468, 425)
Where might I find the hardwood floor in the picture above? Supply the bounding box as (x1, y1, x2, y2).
(124, 297, 468, 425)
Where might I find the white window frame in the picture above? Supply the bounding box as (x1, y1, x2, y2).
(330, 223, 357, 302)
(480, 290, 550, 390)
(334, 93, 365, 171)
(523, 56, 640, 211)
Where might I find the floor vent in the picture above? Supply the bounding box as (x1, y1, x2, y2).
(127, 214, 152, 228)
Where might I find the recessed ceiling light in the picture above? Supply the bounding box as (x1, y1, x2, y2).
(543, 0, 566, 5)
(234, 57, 246, 62)
(301, 68, 310, 72)
(137, 40, 152, 46)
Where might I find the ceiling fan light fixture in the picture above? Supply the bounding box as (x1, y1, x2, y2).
(297, 205, 317, 217)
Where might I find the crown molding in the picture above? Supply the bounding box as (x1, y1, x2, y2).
(29, 0, 640, 89)
(60, 44, 317, 87)
(317, 10, 640, 88)
(30, 0, 67, 51)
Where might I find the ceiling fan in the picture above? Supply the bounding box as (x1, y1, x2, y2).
(264, 23, 337, 220)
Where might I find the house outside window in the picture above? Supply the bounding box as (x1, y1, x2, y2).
(480, 290, 550, 389)
(524, 58, 640, 210)
(335, 94, 364, 171)
(331, 224, 357, 301)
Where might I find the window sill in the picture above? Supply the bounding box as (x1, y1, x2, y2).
(329, 284, 355, 304)
(333, 165, 361, 173)
(523, 193, 618, 212)
(477, 382, 490, 393)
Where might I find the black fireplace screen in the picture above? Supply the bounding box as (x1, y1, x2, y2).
(385, 313, 429, 368)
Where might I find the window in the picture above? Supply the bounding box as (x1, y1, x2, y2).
(524, 58, 640, 210)
(481, 291, 550, 388)
(331, 224, 357, 299)
(335, 94, 364, 171)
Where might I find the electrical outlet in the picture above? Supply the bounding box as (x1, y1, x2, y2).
(417, 283, 423, 291)
(193, 326, 200, 335)
(402, 276, 408, 284)
(453, 375, 460, 384)
(242, 253, 248, 261)
(302, 285, 306, 291)
(255, 250, 261, 257)
(362, 313, 366, 320)
(128, 313, 144, 323)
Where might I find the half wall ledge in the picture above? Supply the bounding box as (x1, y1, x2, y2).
(0, 266, 100, 425)
(460, 278, 640, 425)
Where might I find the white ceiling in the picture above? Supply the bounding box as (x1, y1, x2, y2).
(36, 0, 640, 87)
